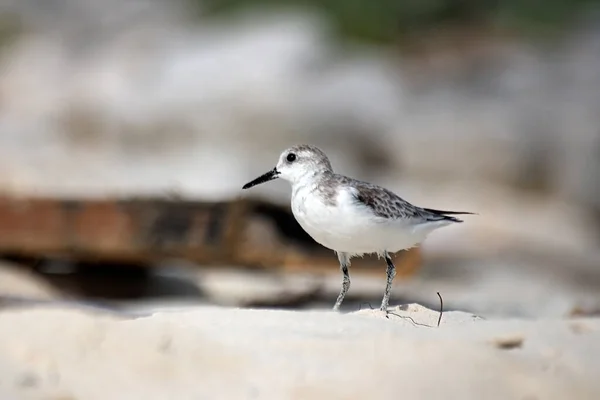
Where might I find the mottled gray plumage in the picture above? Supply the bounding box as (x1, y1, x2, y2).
(283, 143, 472, 223)
(319, 174, 468, 222)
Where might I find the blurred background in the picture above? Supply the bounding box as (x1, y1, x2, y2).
(0, 0, 600, 319)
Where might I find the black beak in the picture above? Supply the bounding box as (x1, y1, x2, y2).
(242, 168, 280, 189)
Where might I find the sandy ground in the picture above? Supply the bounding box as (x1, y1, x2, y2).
(0, 303, 598, 400)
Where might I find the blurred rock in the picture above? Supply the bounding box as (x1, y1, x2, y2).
(0, 7, 402, 201)
(0, 4, 598, 213)
(187, 267, 323, 307)
(0, 261, 62, 301)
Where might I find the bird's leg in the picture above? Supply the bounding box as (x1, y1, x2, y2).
(333, 252, 351, 311)
(381, 252, 397, 312)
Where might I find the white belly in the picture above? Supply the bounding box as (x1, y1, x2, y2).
(291, 186, 445, 256)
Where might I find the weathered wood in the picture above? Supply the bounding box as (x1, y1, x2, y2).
(0, 196, 421, 278)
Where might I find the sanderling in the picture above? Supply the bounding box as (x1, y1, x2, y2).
(242, 144, 473, 312)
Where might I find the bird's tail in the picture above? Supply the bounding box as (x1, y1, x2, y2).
(422, 208, 476, 223)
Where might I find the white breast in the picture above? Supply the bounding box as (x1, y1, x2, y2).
(290, 185, 446, 256)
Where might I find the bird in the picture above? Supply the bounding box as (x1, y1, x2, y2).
(242, 144, 473, 312)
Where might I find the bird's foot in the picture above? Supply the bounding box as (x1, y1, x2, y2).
(379, 305, 390, 318)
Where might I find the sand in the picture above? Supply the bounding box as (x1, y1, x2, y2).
(0, 303, 598, 400)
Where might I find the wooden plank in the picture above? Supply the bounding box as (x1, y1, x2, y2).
(0, 196, 421, 278)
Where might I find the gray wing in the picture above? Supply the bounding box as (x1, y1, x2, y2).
(335, 176, 471, 222)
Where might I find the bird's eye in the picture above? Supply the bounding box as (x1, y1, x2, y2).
(286, 153, 297, 162)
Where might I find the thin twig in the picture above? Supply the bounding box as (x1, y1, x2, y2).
(437, 292, 444, 327)
(387, 311, 432, 327)
(357, 294, 444, 329)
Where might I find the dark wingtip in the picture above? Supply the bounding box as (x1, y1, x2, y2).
(423, 208, 477, 216)
(423, 208, 477, 223)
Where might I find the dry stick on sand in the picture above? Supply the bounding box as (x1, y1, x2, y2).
(437, 292, 443, 327)
(357, 293, 444, 328)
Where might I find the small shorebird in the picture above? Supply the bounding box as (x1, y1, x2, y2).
(242, 144, 473, 312)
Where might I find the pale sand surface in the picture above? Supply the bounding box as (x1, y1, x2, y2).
(0, 303, 598, 400)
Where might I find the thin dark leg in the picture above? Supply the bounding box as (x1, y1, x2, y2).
(381, 252, 396, 311)
(333, 252, 351, 311)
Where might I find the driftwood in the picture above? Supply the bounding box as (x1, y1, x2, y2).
(0, 196, 421, 278)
